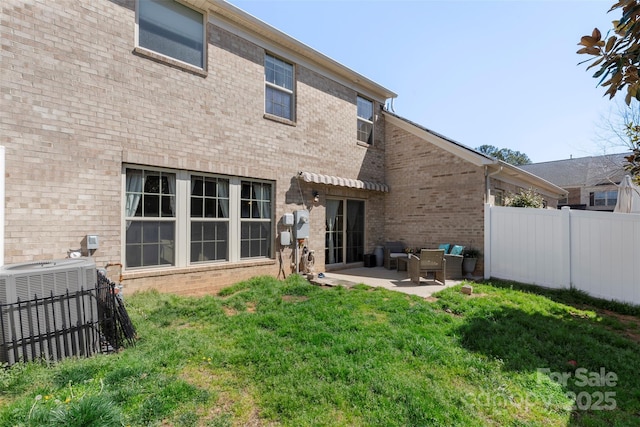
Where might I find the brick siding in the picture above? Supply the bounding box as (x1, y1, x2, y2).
(1, 0, 387, 294)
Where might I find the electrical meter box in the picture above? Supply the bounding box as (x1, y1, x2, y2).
(294, 209, 309, 239)
(282, 213, 294, 227)
(86, 235, 99, 250)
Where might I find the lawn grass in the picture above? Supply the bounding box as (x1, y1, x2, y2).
(1, 275, 639, 426)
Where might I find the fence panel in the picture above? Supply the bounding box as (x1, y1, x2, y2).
(486, 205, 640, 306)
(570, 210, 640, 304)
(487, 206, 567, 288)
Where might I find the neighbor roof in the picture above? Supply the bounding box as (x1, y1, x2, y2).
(519, 153, 631, 188)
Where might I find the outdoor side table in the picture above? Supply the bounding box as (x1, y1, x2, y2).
(397, 255, 409, 272)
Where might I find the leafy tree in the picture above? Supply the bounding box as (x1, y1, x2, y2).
(622, 123, 640, 183)
(577, 1, 640, 105)
(476, 145, 532, 165)
(505, 188, 544, 208)
(579, 2, 640, 183)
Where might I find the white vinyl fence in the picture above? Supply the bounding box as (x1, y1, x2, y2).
(484, 205, 640, 306)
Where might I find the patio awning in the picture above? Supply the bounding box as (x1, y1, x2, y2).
(298, 171, 389, 192)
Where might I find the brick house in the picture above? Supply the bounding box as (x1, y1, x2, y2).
(1, 0, 565, 294)
(520, 153, 630, 212)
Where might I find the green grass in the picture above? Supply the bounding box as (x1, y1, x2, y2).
(1, 275, 639, 426)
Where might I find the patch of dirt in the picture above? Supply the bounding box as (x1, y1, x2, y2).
(222, 302, 256, 315)
(424, 296, 438, 303)
(282, 295, 309, 303)
(180, 366, 273, 426)
(466, 292, 488, 298)
(598, 309, 640, 344)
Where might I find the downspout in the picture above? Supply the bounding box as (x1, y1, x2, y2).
(484, 164, 503, 204)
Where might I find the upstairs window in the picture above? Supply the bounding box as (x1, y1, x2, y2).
(265, 53, 294, 120)
(357, 96, 374, 144)
(138, 0, 205, 68)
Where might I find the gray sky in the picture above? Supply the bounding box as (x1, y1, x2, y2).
(230, 0, 627, 162)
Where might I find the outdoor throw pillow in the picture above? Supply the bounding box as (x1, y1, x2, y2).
(450, 245, 464, 255)
(438, 243, 451, 254)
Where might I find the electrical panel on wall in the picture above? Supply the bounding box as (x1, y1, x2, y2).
(294, 209, 309, 239)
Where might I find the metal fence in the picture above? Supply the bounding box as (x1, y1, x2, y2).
(0, 271, 136, 366)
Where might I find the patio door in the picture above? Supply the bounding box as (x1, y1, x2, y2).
(325, 199, 365, 266)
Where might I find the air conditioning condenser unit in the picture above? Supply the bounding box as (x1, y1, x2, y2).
(0, 258, 98, 365)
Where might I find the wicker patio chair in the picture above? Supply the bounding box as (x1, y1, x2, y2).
(408, 249, 446, 286)
(383, 241, 406, 269)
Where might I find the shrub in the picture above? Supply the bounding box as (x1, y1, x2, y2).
(505, 188, 544, 208)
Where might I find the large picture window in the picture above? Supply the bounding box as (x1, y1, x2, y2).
(124, 168, 273, 269)
(357, 96, 374, 145)
(138, 0, 205, 68)
(265, 53, 294, 120)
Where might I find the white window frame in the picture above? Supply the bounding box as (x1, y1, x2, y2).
(357, 95, 374, 145)
(189, 175, 231, 264)
(240, 180, 273, 258)
(123, 167, 273, 271)
(135, 0, 207, 70)
(124, 167, 178, 269)
(264, 53, 295, 121)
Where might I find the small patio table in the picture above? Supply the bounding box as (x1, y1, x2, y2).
(397, 255, 409, 272)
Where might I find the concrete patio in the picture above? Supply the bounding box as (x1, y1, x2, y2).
(311, 266, 472, 298)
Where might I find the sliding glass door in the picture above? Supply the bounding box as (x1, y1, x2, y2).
(325, 199, 364, 265)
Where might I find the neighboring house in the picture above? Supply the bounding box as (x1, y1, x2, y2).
(1, 0, 565, 294)
(520, 153, 630, 212)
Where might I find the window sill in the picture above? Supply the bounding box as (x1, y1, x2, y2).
(122, 258, 275, 280)
(357, 141, 374, 149)
(263, 113, 296, 127)
(133, 46, 208, 78)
